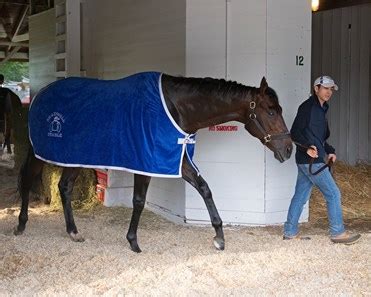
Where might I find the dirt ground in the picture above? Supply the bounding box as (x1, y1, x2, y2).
(0, 153, 370, 296)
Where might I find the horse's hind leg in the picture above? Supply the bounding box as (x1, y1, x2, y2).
(182, 157, 225, 250)
(4, 113, 12, 153)
(15, 148, 44, 235)
(4, 133, 11, 154)
(126, 174, 151, 253)
(58, 167, 84, 242)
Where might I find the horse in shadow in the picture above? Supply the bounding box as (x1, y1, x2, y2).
(0, 88, 22, 155)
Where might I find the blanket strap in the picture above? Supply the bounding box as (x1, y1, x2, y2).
(178, 136, 196, 145)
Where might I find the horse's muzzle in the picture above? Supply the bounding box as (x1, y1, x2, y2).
(274, 143, 293, 163)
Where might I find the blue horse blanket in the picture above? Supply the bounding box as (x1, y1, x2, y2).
(29, 72, 197, 177)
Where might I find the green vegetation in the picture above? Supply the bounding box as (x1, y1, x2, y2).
(0, 62, 29, 81)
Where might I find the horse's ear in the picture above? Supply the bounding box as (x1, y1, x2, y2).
(260, 77, 268, 94)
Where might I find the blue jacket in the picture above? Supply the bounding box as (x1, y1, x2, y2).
(291, 95, 335, 164)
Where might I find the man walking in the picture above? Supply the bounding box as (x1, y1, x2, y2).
(284, 75, 361, 245)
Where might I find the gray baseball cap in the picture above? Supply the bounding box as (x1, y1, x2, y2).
(314, 75, 338, 90)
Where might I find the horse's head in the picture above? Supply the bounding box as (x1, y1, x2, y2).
(244, 77, 293, 162)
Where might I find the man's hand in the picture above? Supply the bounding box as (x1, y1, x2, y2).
(307, 145, 318, 158)
(328, 153, 336, 163)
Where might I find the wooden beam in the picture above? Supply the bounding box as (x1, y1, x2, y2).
(0, 4, 12, 39)
(29, 0, 51, 14)
(0, 25, 7, 38)
(0, 0, 46, 6)
(0, 41, 29, 47)
(11, 33, 29, 42)
(8, 5, 29, 51)
(11, 5, 29, 40)
(0, 46, 22, 65)
(29, 0, 35, 15)
(0, 51, 28, 59)
(0, 1, 27, 5)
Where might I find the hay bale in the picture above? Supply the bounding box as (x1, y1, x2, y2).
(42, 165, 99, 211)
(310, 161, 371, 226)
(72, 168, 99, 210)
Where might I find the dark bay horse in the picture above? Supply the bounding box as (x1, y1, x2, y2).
(0, 88, 22, 154)
(15, 73, 292, 253)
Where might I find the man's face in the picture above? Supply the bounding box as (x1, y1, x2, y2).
(314, 85, 333, 104)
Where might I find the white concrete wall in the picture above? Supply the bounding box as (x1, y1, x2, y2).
(185, 0, 311, 225)
(82, 0, 186, 79)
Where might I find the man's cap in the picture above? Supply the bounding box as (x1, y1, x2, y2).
(314, 75, 338, 91)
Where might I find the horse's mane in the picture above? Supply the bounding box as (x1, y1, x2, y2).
(167, 75, 254, 102)
(167, 75, 280, 108)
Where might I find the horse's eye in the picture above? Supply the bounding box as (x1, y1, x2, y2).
(268, 110, 275, 116)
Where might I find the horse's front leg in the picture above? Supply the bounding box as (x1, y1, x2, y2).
(58, 167, 84, 242)
(126, 174, 151, 253)
(182, 157, 225, 250)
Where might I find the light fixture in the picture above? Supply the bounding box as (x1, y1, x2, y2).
(312, 0, 319, 12)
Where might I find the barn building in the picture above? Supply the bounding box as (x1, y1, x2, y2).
(1, 0, 370, 226)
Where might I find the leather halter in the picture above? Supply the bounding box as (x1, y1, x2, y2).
(248, 100, 291, 145)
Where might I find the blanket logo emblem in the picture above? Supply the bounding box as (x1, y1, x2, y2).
(47, 112, 65, 138)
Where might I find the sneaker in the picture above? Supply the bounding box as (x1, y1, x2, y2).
(331, 231, 361, 245)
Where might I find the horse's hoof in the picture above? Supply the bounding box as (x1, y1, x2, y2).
(130, 244, 142, 253)
(213, 237, 225, 250)
(69, 232, 85, 242)
(131, 247, 142, 253)
(129, 242, 142, 253)
(13, 227, 24, 236)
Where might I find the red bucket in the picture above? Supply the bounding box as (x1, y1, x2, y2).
(96, 184, 106, 202)
(95, 170, 108, 202)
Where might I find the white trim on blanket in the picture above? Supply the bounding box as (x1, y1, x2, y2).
(158, 73, 188, 137)
(29, 128, 183, 178)
(158, 74, 199, 176)
(32, 152, 184, 178)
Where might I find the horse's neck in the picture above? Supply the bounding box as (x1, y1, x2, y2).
(162, 75, 256, 133)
